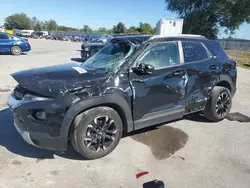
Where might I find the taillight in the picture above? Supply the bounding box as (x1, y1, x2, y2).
(24, 40, 29, 44)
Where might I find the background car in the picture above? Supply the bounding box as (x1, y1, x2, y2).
(0, 32, 31, 55)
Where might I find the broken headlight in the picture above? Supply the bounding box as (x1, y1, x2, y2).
(23, 94, 52, 101)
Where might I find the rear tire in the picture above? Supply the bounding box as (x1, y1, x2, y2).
(204, 86, 232, 122)
(70, 107, 123, 160)
(11, 46, 22, 55)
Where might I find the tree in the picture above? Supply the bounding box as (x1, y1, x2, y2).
(137, 23, 155, 34)
(127, 26, 139, 34)
(30, 16, 38, 30)
(112, 25, 117, 33)
(97, 27, 108, 34)
(82, 25, 92, 33)
(113, 22, 127, 34)
(46, 20, 57, 31)
(34, 22, 42, 31)
(4, 13, 31, 30)
(165, 0, 250, 39)
(57, 25, 79, 32)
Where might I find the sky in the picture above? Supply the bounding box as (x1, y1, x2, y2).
(0, 0, 249, 39)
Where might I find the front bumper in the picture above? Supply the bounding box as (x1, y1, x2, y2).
(13, 115, 38, 147)
(8, 94, 67, 151)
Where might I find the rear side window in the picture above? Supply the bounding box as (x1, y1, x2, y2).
(182, 42, 209, 63)
(0, 34, 9, 39)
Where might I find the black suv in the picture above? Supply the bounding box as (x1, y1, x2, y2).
(8, 34, 237, 159)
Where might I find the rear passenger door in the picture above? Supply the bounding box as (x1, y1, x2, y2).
(182, 41, 221, 113)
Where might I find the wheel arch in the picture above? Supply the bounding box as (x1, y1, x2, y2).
(60, 94, 134, 142)
(216, 74, 235, 95)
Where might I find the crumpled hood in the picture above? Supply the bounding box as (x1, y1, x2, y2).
(11, 63, 108, 97)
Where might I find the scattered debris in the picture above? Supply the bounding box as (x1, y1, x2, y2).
(172, 155, 185, 160)
(143, 180, 165, 188)
(136, 171, 149, 179)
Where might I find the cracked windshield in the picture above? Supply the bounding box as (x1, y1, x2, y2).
(0, 0, 250, 188)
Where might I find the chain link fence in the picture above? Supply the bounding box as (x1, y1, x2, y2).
(219, 39, 250, 50)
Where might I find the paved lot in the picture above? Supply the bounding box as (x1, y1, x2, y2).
(0, 39, 250, 188)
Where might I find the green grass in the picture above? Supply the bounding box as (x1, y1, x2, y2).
(226, 50, 250, 70)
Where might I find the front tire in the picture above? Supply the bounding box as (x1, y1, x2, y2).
(204, 86, 232, 122)
(70, 107, 123, 160)
(11, 46, 22, 55)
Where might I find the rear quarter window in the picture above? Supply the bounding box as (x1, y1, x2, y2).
(204, 41, 230, 61)
(182, 41, 210, 63)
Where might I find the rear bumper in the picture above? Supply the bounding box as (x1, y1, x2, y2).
(22, 45, 31, 52)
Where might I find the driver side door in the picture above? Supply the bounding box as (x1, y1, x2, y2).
(129, 41, 187, 130)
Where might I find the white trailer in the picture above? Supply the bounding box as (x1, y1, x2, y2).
(156, 18, 184, 36)
(20, 30, 34, 37)
(40, 31, 49, 36)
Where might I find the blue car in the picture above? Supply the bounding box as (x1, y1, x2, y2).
(0, 32, 31, 55)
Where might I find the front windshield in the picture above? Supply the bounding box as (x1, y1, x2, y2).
(81, 41, 136, 73)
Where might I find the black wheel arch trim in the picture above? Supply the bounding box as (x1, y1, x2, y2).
(60, 93, 134, 142)
(218, 74, 236, 95)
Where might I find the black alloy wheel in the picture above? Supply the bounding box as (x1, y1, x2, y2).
(70, 107, 123, 159)
(215, 91, 230, 118)
(84, 116, 117, 152)
(204, 86, 232, 122)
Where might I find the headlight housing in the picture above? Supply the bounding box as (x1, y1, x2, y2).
(23, 94, 52, 101)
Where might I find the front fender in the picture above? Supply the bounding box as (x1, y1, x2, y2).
(60, 93, 134, 141)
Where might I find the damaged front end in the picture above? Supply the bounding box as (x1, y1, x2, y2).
(8, 38, 138, 152)
(8, 63, 111, 151)
(8, 84, 80, 151)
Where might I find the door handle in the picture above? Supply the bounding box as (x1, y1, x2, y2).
(173, 70, 184, 76)
(210, 65, 218, 70)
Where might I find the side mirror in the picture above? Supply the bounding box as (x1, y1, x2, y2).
(144, 64, 155, 74)
(132, 63, 155, 75)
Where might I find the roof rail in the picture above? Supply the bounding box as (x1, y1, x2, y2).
(149, 34, 206, 40)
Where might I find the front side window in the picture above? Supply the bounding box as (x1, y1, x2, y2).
(138, 42, 180, 69)
(182, 42, 209, 63)
(0, 34, 9, 40)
